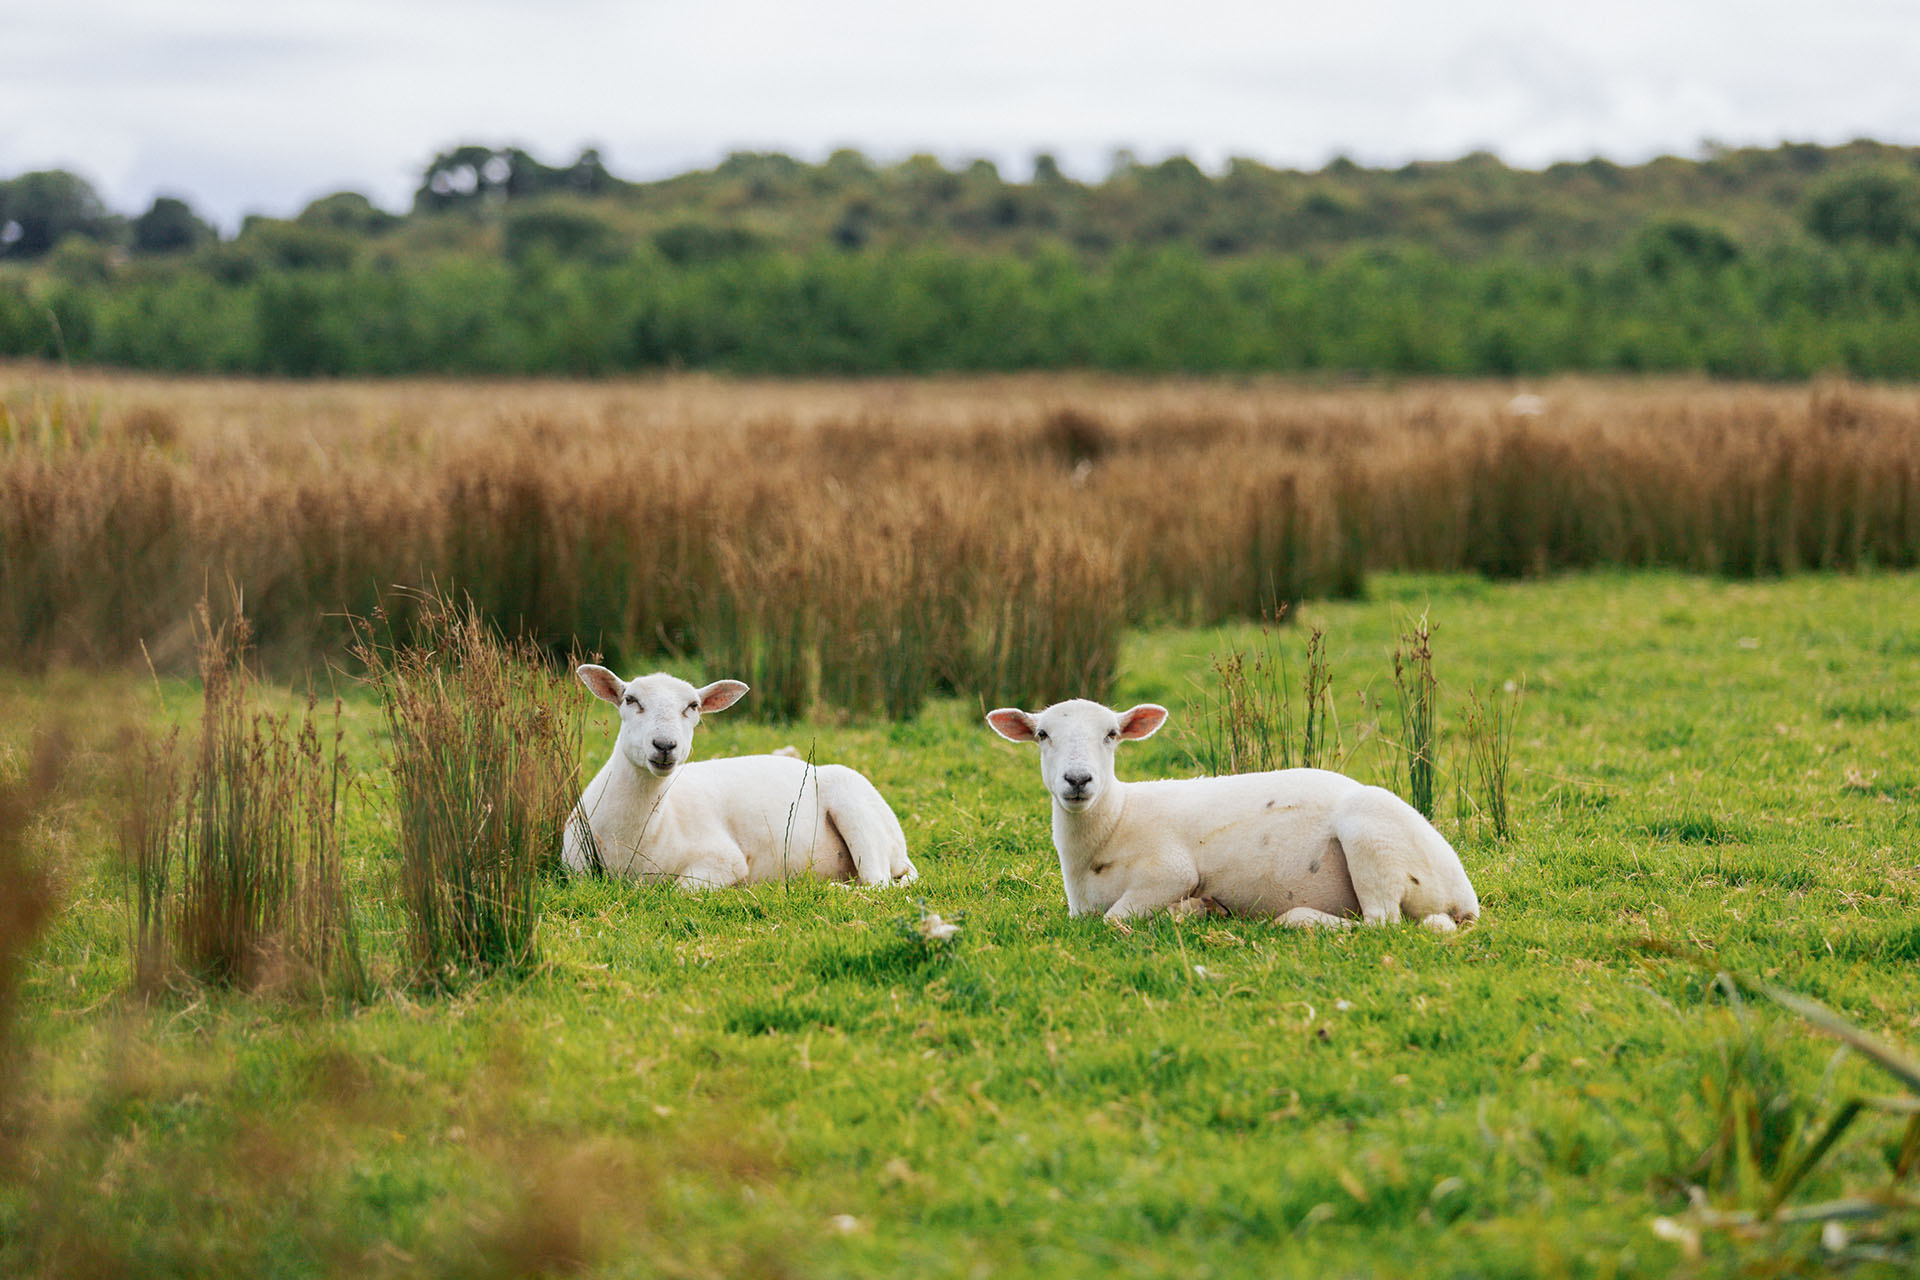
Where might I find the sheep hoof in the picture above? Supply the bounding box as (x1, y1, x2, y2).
(1420, 913, 1458, 933)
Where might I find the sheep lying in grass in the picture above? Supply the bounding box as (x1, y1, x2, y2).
(987, 699, 1479, 930)
(565, 666, 917, 889)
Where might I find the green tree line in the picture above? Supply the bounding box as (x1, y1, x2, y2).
(3, 140, 1919, 378)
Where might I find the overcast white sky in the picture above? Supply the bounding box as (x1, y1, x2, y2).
(5, 0, 1918, 229)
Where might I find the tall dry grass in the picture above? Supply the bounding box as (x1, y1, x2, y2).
(353, 592, 586, 983)
(1464, 681, 1523, 842)
(122, 605, 363, 997)
(1186, 621, 1295, 778)
(1392, 612, 1439, 818)
(4, 370, 1919, 717)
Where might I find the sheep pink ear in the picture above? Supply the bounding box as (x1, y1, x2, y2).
(1116, 704, 1168, 741)
(697, 680, 749, 713)
(578, 664, 625, 704)
(986, 708, 1038, 743)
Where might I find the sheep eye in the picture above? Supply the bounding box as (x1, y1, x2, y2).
(685, 702, 698, 715)
(1035, 730, 1049, 742)
(1106, 730, 1119, 742)
(624, 696, 640, 709)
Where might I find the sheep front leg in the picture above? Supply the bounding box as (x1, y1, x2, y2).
(1102, 862, 1198, 924)
(674, 851, 749, 892)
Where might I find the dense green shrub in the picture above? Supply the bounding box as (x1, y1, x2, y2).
(1803, 168, 1920, 248)
(234, 219, 359, 272)
(297, 191, 401, 236)
(131, 196, 217, 256)
(504, 201, 627, 264)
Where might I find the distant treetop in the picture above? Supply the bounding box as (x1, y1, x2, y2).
(3, 138, 1920, 268)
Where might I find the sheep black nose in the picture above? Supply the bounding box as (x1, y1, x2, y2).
(1063, 769, 1093, 789)
(650, 738, 677, 754)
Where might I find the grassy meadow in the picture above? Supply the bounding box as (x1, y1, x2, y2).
(3, 568, 1918, 1277)
(3, 370, 1920, 1277)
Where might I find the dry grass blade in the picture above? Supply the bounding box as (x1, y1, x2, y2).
(566, 804, 606, 878)
(1775, 1193, 1920, 1224)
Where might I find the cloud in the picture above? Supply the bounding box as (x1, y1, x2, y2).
(2, 0, 1916, 227)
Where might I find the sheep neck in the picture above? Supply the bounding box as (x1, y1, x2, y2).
(603, 750, 680, 828)
(1052, 778, 1128, 870)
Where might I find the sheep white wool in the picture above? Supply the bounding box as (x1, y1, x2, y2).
(565, 667, 917, 889)
(987, 699, 1479, 931)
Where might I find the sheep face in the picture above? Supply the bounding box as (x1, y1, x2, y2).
(578, 666, 749, 778)
(986, 698, 1168, 812)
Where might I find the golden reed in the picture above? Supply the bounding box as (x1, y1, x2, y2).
(3, 369, 1917, 717)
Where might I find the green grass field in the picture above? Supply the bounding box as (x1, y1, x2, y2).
(5, 571, 1919, 1278)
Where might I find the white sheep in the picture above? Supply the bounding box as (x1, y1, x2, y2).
(986, 699, 1479, 930)
(564, 666, 917, 889)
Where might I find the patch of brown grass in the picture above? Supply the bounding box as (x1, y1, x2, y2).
(352, 590, 586, 984)
(3, 369, 1918, 717)
(122, 600, 363, 998)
